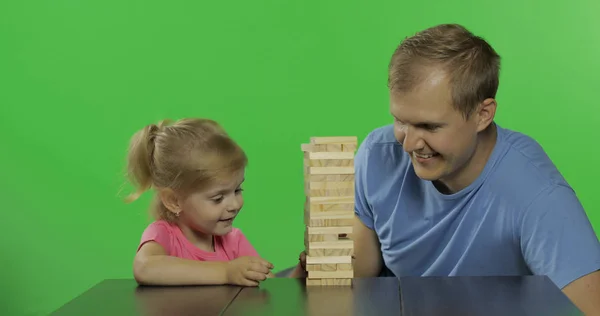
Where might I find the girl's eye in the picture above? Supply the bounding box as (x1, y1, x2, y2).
(235, 188, 244, 194)
(212, 196, 224, 203)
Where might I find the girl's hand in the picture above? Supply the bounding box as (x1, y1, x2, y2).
(225, 256, 274, 286)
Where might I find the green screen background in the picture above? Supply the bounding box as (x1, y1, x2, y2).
(1, 0, 598, 314)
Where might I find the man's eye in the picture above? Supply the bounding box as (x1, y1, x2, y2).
(421, 124, 439, 131)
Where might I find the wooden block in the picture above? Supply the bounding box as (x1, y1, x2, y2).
(305, 206, 354, 217)
(307, 226, 353, 235)
(306, 233, 352, 242)
(310, 136, 358, 145)
(306, 279, 323, 286)
(301, 144, 328, 153)
(306, 181, 354, 190)
(308, 196, 354, 204)
(305, 167, 354, 175)
(305, 226, 352, 241)
(306, 218, 354, 227)
(308, 174, 354, 182)
(307, 234, 338, 242)
(325, 144, 342, 152)
(305, 183, 354, 197)
(305, 278, 352, 286)
(341, 144, 357, 152)
(307, 247, 354, 257)
(305, 210, 354, 227)
(308, 270, 354, 279)
(306, 255, 352, 264)
(306, 242, 354, 257)
(306, 188, 354, 197)
(337, 263, 353, 270)
(306, 264, 337, 271)
(305, 217, 354, 227)
(308, 240, 353, 248)
(302, 143, 346, 153)
(322, 279, 352, 286)
(305, 151, 355, 160)
(307, 241, 354, 256)
(305, 207, 354, 218)
(305, 201, 354, 213)
(303, 158, 354, 167)
(304, 173, 355, 197)
(304, 208, 354, 226)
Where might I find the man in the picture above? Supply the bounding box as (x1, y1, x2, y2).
(349, 23, 600, 314)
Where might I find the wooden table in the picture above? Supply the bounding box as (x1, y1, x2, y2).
(51, 276, 582, 315)
(50, 279, 243, 316)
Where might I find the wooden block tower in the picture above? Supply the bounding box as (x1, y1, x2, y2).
(301, 136, 357, 286)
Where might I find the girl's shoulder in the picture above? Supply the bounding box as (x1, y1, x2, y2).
(142, 220, 179, 237)
(138, 220, 177, 252)
(146, 219, 177, 229)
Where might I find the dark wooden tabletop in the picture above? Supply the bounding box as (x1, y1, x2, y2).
(398, 276, 582, 316)
(50, 276, 583, 316)
(222, 277, 402, 316)
(50, 279, 243, 316)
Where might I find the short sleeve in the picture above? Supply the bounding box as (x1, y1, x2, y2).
(137, 221, 172, 254)
(520, 184, 600, 289)
(354, 134, 375, 229)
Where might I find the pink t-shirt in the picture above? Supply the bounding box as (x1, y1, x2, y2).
(137, 220, 259, 261)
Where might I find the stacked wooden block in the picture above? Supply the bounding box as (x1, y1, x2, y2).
(301, 136, 357, 286)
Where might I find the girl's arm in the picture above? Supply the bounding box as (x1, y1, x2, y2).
(133, 241, 228, 286)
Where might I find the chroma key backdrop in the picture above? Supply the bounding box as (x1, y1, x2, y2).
(1, 0, 598, 314)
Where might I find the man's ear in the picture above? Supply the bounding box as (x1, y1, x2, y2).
(158, 188, 182, 216)
(475, 97, 497, 132)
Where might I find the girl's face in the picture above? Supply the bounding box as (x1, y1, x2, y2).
(178, 169, 246, 237)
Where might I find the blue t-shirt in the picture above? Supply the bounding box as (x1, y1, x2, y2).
(354, 123, 600, 289)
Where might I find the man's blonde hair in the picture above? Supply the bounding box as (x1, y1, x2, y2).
(388, 24, 501, 118)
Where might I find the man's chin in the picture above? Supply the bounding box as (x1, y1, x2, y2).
(414, 172, 442, 182)
(412, 163, 443, 181)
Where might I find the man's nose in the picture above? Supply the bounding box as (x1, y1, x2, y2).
(399, 127, 424, 153)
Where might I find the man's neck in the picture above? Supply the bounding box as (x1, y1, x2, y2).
(436, 123, 498, 194)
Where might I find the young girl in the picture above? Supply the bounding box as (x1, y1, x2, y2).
(125, 118, 274, 286)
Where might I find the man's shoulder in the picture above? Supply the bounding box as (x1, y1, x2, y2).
(357, 124, 409, 169)
(360, 124, 399, 149)
(494, 125, 569, 188)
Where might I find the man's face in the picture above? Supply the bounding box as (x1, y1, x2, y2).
(390, 70, 481, 189)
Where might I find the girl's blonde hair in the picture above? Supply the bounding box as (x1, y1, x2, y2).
(124, 118, 247, 222)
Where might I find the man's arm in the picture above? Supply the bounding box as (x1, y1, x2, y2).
(520, 184, 600, 314)
(352, 215, 383, 277)
(562, 270, 600, 315)
(352, 132, 385, 277)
